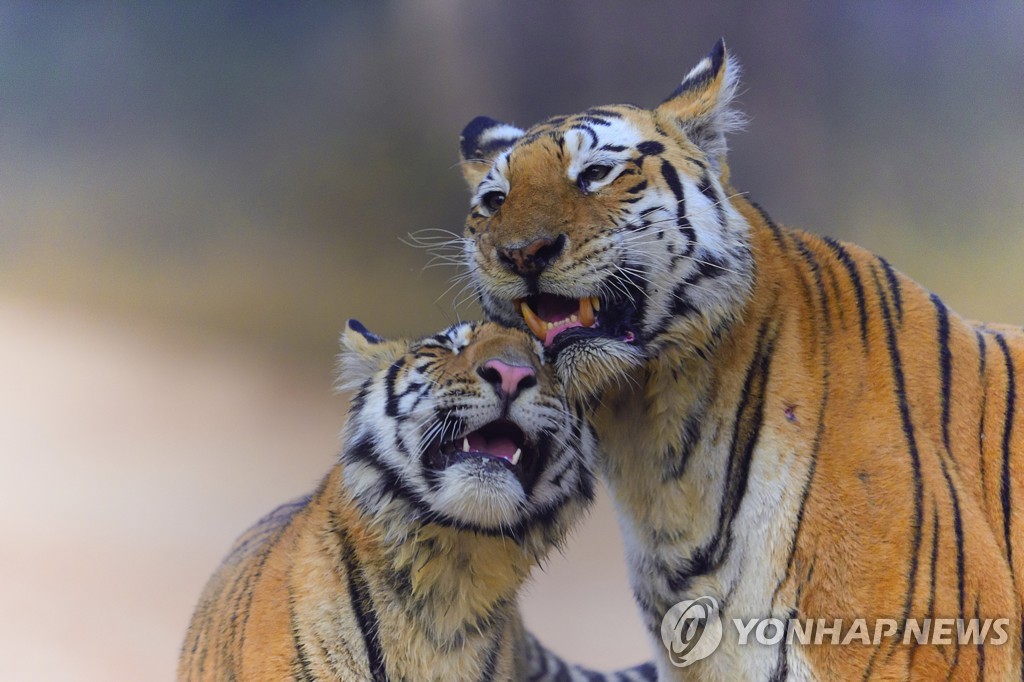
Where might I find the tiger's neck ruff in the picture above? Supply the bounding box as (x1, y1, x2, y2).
(459, 39, 1024, 680)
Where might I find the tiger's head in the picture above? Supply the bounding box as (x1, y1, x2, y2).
(458, 40, 755, 398)
(336, 320, 594, 542)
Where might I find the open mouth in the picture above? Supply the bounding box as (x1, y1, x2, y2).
(516, 294, 637, 348)
(428, 418, 540, 486)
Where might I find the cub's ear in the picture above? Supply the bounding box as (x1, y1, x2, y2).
(655, 38, 744, 172)
(459, 116, 524, 189)
(336, 319, 407, 392)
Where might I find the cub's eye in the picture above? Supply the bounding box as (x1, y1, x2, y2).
(481, 191, 506, 213)
(579, 164, 612, 185)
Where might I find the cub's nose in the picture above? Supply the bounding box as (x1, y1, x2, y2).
(496, 234, 566, 277)
(477, 358, 537, 402)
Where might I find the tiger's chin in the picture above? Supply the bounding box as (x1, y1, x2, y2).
(548, 327, 645, 402)
(430, 466, 530, 529)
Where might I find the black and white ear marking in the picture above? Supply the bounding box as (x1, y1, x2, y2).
(655, 38, 744, 171)
(459, 116, 525, 189)
(346, 318, 382, 344)
(666, 38, 728, 101)
(337, 320, 406, 392)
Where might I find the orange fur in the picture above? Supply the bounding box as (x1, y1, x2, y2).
(178, 323, 652, 681)
(458, 40, 1024, 680)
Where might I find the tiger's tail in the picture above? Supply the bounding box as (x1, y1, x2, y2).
(523, 631, 657, 682)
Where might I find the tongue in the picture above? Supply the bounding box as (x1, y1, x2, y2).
(466, 432, 518, 460)
(545, 320, 583, 346)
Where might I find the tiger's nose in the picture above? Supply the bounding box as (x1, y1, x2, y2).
(496, 234, 566, 277)
(477, 358, 537, 401)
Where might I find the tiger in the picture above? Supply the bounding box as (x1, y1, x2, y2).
(178, 320, 656, 681)
(456, 39, 1024, 680)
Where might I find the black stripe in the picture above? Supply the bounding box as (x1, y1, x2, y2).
(660, 159, 685, 206)
(790, 232, 834, 336)
(658, 159, 695, 252)
(977, 331, 989, 501)
(879, 256, 904, 324)
(932, 293, 955, 457)
(626, 180, 648, 194)
(476, 635, 501, 681)
(939, 461, 966, 672)
(670, 314, 776, 591)
(774, 233, 830, 609)
(932, 295, 966, 675)
(975, 593, 985, 680)
(475, 137, 519, 158)
(341, 536, 389, 682)
(926, 500, 940, 622)
(384, 358, 406, 418)
(290, 595, 318, 682)
(824, 237, 870, 350)
(870, 265, 923, 654)
(568, 124, 598, 148)
(587, 108, 625, 119)
(994, 333, 1017, 571)
(663, 407, 704, 480)
(636, 140, 665, 156)
(696, 172, 724, 222)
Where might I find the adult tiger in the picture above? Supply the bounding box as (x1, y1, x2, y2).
(457, 40, 1024, 680)
(178, 321, 656, 681)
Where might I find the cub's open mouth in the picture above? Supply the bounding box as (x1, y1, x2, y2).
(455, 419, 526, 466)
(428, 419, 540, 486)
(516, 294, 637, 348)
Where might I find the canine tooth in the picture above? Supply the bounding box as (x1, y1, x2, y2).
(519, 300, 547, 342)
(578, 296, 595, 327)
(511, 448, 522, 465)
(463, 437, 470, 453)
(591, 296, 601, 311)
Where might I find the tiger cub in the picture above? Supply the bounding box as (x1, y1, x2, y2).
(457, 40, 1024, 680)
(178, 320, 655, 681)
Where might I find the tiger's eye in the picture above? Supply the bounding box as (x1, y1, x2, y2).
(580, 164, 612, 184)
(482, 191, 506, 213)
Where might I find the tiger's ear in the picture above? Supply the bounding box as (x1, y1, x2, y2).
(459, 116, 524, 189)
(336, 319, 407, 392)
(655, 39, 744, 172)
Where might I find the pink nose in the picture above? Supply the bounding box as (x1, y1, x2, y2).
(478, 358, 537, 400)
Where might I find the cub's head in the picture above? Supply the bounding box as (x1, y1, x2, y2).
(337, 320, 594, 541)
(458, 40, 755, 398)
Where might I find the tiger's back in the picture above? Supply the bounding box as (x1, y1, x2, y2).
(179, 491, 337, 680)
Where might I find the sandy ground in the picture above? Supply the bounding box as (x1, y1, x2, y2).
(0, 295, 650, 681)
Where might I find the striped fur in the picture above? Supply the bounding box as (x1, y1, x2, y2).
(179, 321, 655, 681)
(459, 40, 1024, 680)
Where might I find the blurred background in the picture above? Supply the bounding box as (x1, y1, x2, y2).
(1, 3, 1022, 679)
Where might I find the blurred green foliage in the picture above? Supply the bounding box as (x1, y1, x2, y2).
(2, 3, 1022, 367)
